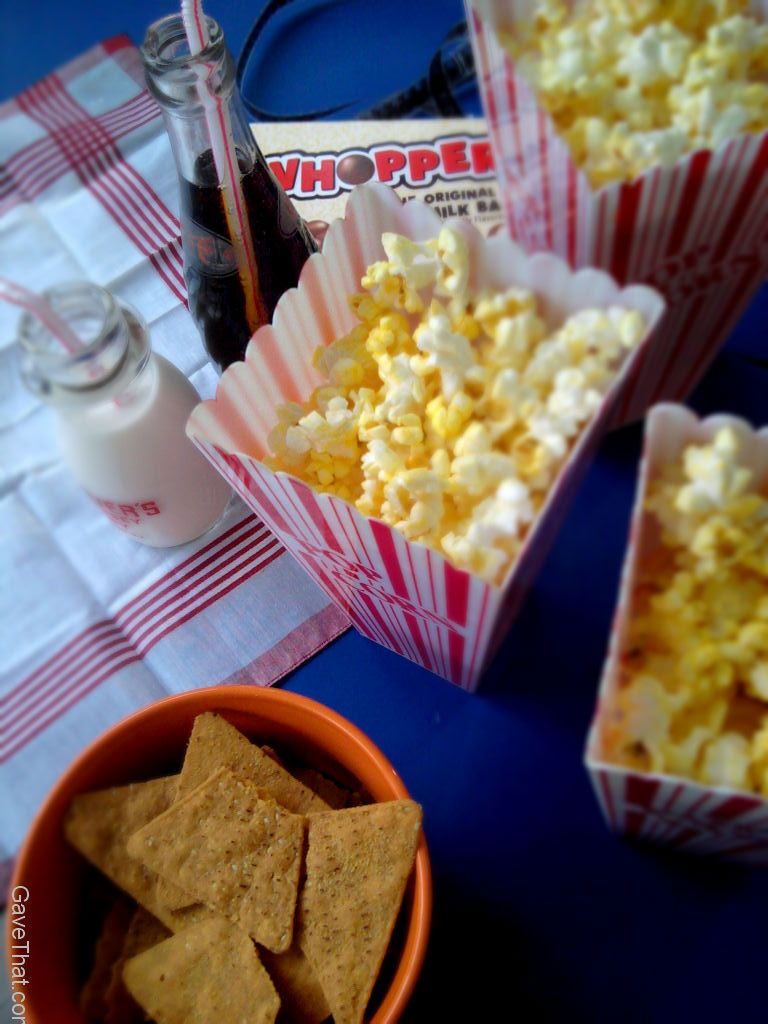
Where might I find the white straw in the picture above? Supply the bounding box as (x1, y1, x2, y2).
(180, 0, 265, 329)
(0, 278, 81, 353)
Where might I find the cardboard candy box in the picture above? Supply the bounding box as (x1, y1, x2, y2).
(586, 404, 768, 863)
(466, 0, 768, 426)
(187, 183, 664, 689)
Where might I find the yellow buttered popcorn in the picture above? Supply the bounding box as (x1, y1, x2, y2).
(608, 428, 768, 795)
(266, 226, 644, 585)
(501, 0, 768, 187)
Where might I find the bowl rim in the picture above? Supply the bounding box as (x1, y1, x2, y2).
(6, 684, 433, 1024)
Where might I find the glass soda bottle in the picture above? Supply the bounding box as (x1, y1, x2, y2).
(141, 14, 317, 371)
(17, 282, 231, 546)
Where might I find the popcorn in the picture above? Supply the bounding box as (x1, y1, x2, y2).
(502, 0, 768, 186)
(608, 428, 768, 795)
(700, 733, 752, 789)
(266, 227, 645, 584)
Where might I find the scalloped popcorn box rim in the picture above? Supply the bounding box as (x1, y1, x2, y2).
(187, 182, 665, 689)
(465, 0, 768, 425)
(585, 403, 768, 862)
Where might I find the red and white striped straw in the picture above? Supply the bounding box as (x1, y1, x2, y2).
(180, 0, 265, 329)
(0, 277, 81, 353)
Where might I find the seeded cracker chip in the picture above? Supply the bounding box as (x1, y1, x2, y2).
(122, 918, 280, 1024)
(155, 875, 194, 913)
(298, 800, 422, 1024)
(293, 766, 354, 810)
(127, 768, 305, 953)
(180, 713, 331, 814)
(65, 776, 219, 934)
(157, 719, 328, 915)
(103, 908, 171, 1024)
(65, 778, 177, 924)
(260, 942, 331, 1024)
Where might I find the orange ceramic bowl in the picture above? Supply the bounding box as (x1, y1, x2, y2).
(6, 686, 432, 1023)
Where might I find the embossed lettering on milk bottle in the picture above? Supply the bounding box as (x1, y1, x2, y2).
(18, 283, 231, 547)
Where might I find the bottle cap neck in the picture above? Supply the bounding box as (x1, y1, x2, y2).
(18, 283, 149, 402)
(141, 14, 233, 114)
(141, 14, 256, 183)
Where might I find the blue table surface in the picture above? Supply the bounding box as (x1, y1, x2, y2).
(3, 2, 768, 1021)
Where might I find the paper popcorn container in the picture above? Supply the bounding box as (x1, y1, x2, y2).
(586, 404, 768, 862)
(467, 0, 768, 426)
(187, 182, 664, 690)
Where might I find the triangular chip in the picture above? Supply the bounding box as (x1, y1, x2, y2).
(292, 767, 352, 810)
(298, 800, 422, 1024)
(149, 780, 198, 916)
(104, 908, 171, 1024)
(152, 714, 329, 917)
(123, 918, 280, 1024)
(155, 875, 195, 913)
(65, 777, 177, 921)
(180, 713, 330, 814)
(164, 902, 220, 932)
(127, 768, 305, 952)
(65, 776, 219, 934)
(260, 942, 331, 1024)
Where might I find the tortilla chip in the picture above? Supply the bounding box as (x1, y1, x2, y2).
(180, 713, 330, 814)
(292, 767, 351, 810)
(164, 902, 220, 931)
(153, 717, 326, 917)
(79, 896, 134, 1021)
(152, 780, 196, 916)
(123, 918, 280, 1024)
(104, 908, 171, 1024)
(155, 875, 195, 913)
(260, 942, 330, 1024)
(128, 768, 305, 953)
(65, 776, 219, 934)
(298, 800, 422, 1024)
(65, 777, 177, 922)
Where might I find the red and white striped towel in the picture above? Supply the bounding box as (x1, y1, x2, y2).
(0, 36, 349, 888)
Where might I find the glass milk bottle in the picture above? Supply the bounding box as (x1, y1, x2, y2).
(18, 282, 231, 547)
(141, 14, 316, 372)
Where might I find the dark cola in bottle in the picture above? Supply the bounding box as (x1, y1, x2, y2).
(180, 149, 316, 369)
(141, 13, 316, 371)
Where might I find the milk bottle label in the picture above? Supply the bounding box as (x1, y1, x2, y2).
(90, 494, 162, 530)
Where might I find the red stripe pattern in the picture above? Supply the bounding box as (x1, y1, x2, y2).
(0, 515, 284, 763)
(584, 406, 768, 861)
(2, 91, 160, 210)
(468, 9, 768, 427)
(198, 444, 491, 689)
(186, 184, 665, 689)
(1, 38, 186, 302)
(1, 38, 352, 796)
(587, 763, 768, 863)
(199, 435, 613, 690)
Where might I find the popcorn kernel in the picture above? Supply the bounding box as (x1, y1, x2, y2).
(503, 0, 768, 186)
(609, 428, 768, 796)
(267, 227, 644, 584)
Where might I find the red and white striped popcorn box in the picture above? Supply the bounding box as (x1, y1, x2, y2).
(586, 404, 768, 863)
(187, 182, 664, 690)
(467, 0, 768, 426)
